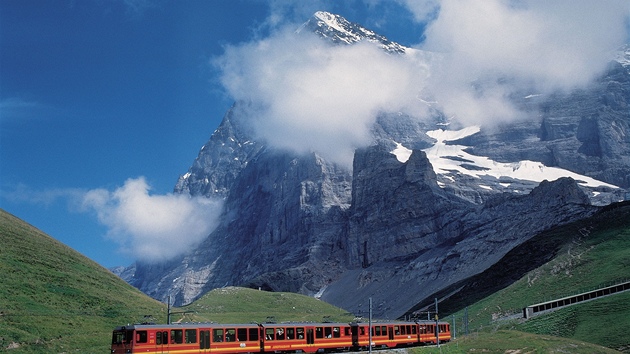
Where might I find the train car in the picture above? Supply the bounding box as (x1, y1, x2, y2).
(417, 320, 451, 344)
(110, 323, 260, 354)
(350, 321, 426, 349)
(260, 322, 354, 353)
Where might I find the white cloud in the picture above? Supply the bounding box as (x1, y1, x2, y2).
(417, 0, 630, 126)
(81, 177, 223, 263)
(214, 1, 629, 167)
(214, 27, 430, 168)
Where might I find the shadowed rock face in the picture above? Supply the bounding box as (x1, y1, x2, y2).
(115, 13, 630, 319)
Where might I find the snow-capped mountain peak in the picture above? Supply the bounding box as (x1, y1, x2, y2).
(299, 11, 407, 54)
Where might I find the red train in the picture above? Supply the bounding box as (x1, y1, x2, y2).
(111, 320, 450, 353)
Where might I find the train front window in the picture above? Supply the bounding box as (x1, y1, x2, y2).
(112, 331, 124, 344)
(112, 330, 134, 345)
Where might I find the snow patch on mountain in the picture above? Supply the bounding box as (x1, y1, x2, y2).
(392, 126, 620, 192)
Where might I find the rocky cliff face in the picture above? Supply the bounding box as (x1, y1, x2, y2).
(119, 12, 630, 319)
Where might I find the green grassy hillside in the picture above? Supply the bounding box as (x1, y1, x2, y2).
(180, 286, 355, 324)
(446, 201, 630, 352)
(410, 330, 619, 354)
(0, 209, 167, 353)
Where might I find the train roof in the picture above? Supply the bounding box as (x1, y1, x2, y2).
(113, 320, 447, 331)
(113, 323, 260, 331)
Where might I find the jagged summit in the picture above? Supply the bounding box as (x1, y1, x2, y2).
(299, 11, 406, 54)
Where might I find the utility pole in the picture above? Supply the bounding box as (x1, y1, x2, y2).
(464, 306, 469, 335)
(167, 295, 171, 325)
(368, 297, 372, 354)
(434, 298, 439, 347)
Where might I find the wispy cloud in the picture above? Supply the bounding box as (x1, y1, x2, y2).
(0, 97, 44, 122)
(4, 178, 223, 263)
(80, 177, 223, 263)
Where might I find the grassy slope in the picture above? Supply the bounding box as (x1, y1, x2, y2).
(0, 209, 167, 353)
(411, 330, 619, 354)
(447, 201, 630, 352)
(179, 286, 355, 324)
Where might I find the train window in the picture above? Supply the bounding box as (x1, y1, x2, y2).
(374, 326, 380, 336)
(287, 328, 295, 340)
(296, 328, 305, 339)
(276, 328, 285, 340)
(226, 329, 236, 342)
(402, 325, 407, 335)
(394, 326, 400, 335)
(200, 330, 210, 349)
(333, 327, 340, 338)
(316, 327, 324, 339)
(324, 327, 332, 338)
(213, 329, 224, 342)
(344, 327, 351, 336)
(238, 328, 248, 341)
(360, 327, 366, 335)
(111, 331, 124, 344)
(171, 329, 183, 344)
(411, 325, 417, 334)
(136, 331, 148, 343)
(266, 328, 275, 340)
(381, 326, 387, 336)
(185, 329, 197, 344)
(249, 328, 259, 341)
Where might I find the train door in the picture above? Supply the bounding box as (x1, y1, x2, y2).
(306, 328, 314, 345)
(350, 325, 359, 348)
(388, 326, 394, 341)
(200, 330, 210, 353)
(155, 330, 169, 353)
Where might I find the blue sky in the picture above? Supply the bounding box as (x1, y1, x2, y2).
(2, 0, 628, 269)
(0, 0, 426, 268)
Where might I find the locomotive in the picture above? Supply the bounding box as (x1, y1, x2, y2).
(111, 320, 450, 353)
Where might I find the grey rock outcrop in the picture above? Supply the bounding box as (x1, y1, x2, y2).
(320, 146, 595, 318)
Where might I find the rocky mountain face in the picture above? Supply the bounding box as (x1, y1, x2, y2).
(117, 12, 630, 319)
